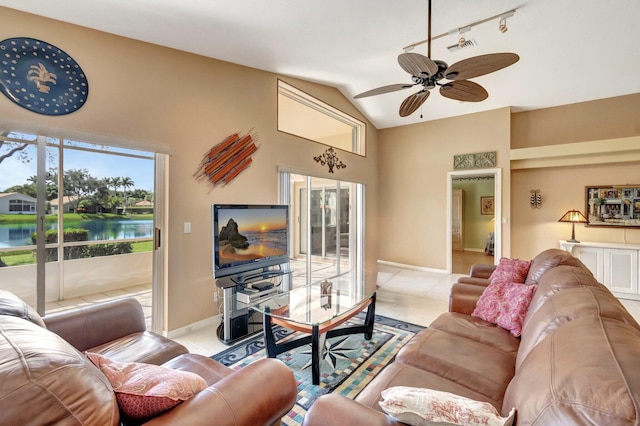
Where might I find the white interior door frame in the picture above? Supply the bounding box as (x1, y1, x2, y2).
(446, 168, 502, 274)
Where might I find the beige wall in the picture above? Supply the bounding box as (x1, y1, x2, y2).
(0, 8, 379, 331)
(511, 93, 640, 149)
(378, 108, 512, 270)
(510, 95, 640, 259)
(512, 164, 640, 260)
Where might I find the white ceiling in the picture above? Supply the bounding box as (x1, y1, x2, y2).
(1, 0, 639, 129)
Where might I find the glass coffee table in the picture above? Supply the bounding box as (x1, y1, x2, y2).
(251, 279, 376, 385)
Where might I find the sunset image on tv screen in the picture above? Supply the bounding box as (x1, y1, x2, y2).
(217, 208, 287, 265)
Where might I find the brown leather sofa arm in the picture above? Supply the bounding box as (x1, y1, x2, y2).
(302, 394, 403, 426)
(449, 283, 486, 315)
(469, 263, 496, 278)
(143, 358, 297, 426)
(456, 263, 495, 287)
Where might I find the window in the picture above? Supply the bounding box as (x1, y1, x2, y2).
(9, 199, 35, 212)
(278, 80, 365, 155)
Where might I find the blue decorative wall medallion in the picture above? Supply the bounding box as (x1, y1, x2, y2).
(0, 37, 89, 115)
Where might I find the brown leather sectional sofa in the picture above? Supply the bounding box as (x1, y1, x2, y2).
(303, 248, 640, 425)
(0, 291, 296, 426)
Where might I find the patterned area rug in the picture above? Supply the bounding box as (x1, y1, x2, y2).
(211, 313, 424, 425)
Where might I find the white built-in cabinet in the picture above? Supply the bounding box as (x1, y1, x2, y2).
(559, 241, 640, 300)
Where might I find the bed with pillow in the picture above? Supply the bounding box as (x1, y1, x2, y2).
(303, 248, 640, 426)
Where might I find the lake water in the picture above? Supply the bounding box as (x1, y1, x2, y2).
(0, 219, 153, 248)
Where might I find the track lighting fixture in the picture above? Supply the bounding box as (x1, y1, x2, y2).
(403, 8, 517, 52)
(499, 17, 507, 33)
(457, 26, 471, 47)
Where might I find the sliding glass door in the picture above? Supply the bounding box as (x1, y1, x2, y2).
(282, 173, 363, 289)
(0, 130, 156, 321)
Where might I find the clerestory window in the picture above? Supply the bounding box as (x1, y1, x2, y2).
(277, 80, 366, 156)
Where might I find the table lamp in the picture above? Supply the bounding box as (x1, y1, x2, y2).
(558, 210, 588, 243)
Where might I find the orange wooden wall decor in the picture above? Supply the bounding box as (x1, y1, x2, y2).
(194, 132, 259, 189)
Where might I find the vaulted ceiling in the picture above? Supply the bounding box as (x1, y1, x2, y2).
(1, 0, 639, 129)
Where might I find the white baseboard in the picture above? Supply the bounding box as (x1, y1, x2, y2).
(377, 259, 447, 274)
(165, 314, 221, 339)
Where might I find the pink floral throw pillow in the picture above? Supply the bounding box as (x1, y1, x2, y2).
(495, 283, 537, 337)
(472, 281, 537, 337)
(85, 352, 207, 421)
(489, 257, 532, 284)
(379, 386, 515, 426)
(471, 280, 504, 324)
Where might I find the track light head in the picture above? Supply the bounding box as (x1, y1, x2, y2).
(499, 17, 508, 33)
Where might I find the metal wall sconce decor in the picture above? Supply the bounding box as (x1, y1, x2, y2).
(0, 37, 89, 115)
(194, 132, 258, 190)
(314, 147, 346, 173)
(453, 151, 496, 170)
(530, 189, 541, 208)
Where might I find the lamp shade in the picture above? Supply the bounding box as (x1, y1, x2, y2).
(558, 210, 588, 223)
(558, 210, 588, 243)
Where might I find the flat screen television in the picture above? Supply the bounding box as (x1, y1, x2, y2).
(212, 204, 290, 280)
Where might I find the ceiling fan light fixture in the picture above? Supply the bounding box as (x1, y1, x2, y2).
(353, 0, 519, 118)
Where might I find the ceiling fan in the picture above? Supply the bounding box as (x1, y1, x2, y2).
(354, 0, 519, 117)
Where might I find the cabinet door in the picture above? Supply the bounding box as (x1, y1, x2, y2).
(572, 246, 604, 281)
(603, 249, 639, 295)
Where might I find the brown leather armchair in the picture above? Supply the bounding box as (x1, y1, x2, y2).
(0, 291, 297, 426)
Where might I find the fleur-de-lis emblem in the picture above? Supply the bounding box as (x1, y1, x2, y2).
(27, 62, 57, 93)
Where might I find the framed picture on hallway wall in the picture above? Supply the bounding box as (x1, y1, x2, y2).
(481, 196, 494, 215)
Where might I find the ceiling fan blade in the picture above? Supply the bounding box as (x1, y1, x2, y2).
(354, 83, 416, 99)
(444, 53, 519, 80)
(398, 53, 439, 77)
(399, 90, 430, 117)
(439, 80, 488, 102)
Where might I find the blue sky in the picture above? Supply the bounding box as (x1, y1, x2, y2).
(0, 144, 154, 192)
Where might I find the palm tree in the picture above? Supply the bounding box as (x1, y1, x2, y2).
(110, 177, 122, 197)
(120, 177, 135, 213)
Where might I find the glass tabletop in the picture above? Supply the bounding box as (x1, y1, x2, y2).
(251, 278, 372, 327)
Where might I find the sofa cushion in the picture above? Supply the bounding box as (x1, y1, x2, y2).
(472, 281, 536, 337)
(86, 352, 207, 421)
(429, 312, 520, 356)
(355, 363, 503, 413)
(161, 353, 234, 386)
(87, 331, 189, 365)
(0, 316, 119, 425)
(503, 317, 640, 424)
(516, 285, 640, 371)
(489, 257, 532, 284)
(0, 289, 46, 327)
(396, 328, 515, 405)
(379, 386, 515, 426)
(524, 248, 583, 285)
